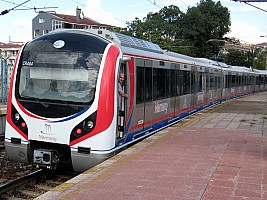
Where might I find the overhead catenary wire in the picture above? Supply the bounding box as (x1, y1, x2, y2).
(146, 0, 162, 9)
(244, 2, 267, 12)
(0, 0, 57, 15)
(0, 0, 30, 15)
(178, 0, 190, 7)
(0, 0, 32, 9)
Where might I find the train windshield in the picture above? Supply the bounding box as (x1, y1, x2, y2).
(17, 31, 108, 104)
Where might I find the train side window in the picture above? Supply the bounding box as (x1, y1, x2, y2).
(170, 69, 176, 97)
(177, 70, 181, 95)
(166, 69, 171, 98)
(233, 75, 237, 87)
(144, 68, 152, 101)
(191, 70, 195, 93)
(215, 74, 220, 89)
(198, 72, 203, 92)
(136, 67, 145, 104)
(228, 74, 232, 87)
(153, 68, 167, 100)
(256, 76, 260, 85)
(209, 74, 214, 90)
(178, 70, 184, 95)
(226, 74, 229, 88)
(205, 73, 210, 91)
(179, 70, 191, 95)
(228, 74, 232, 88)
(219, 74, 222, 88)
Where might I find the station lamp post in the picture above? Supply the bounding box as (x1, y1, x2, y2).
(206, 39, 226, 61)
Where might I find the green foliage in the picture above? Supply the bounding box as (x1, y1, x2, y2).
(253, 49, 266, 70)
(222, 49, 249, 66)
(221, 48, 267, 69)
(122, 0, 231, 59)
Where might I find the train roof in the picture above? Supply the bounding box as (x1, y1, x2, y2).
(194, 58, 230, 68)
(50, 29, 267, 75)
(83, 29, 163, 54)
(254, 69, 267, 75)
(228, 66, 253, 73)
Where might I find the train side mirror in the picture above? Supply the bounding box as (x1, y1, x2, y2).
(121, 55, 131, 63)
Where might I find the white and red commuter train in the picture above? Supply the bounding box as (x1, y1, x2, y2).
(5, 29, 267, 172)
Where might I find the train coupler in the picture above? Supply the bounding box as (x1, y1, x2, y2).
(33, 149, 59, 171)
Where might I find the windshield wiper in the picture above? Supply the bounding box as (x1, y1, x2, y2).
(58, 100, 79, 111)
(32, 97, 49, 108)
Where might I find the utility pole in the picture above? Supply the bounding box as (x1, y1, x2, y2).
(206, 39, 226, 61)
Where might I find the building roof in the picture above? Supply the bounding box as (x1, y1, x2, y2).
(224, 44, 252, 51)
(0, 42, 24, 49)
(255, 42, 267, 48)
(51, 13, 114, 27)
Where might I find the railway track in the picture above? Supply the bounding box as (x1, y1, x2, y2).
(0, 168, 79, 199)
(0, 134, 4, 149)
(0, 132, 79, 199)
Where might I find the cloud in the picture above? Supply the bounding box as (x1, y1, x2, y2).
(13, 18, 31, 29)
(225, 20, 266, 44)
(8, 18, 32, 42)
(83, 0, 118, 26)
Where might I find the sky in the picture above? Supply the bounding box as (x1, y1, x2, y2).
(0, 0, 267, 45)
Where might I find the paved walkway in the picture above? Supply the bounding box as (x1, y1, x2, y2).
(37, 92, 267, 200)
(191, 92, 267, 137)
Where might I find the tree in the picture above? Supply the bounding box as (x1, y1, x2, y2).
(181, 0, 230, 57)
(124, 5, 184, 52)
(123, 0, 231, 58)
(253, 48, 266, 70)
(222, 49, 249, 67)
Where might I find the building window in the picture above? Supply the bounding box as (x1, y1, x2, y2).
(34, 29, 40, 38)
(42, 30, 49, 35)
(52, 20, 63, 31)
(39, 18, 45, 23)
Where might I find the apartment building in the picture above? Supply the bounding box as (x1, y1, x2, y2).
(32, 7, 116, 39)
(0, 42, 24, 102)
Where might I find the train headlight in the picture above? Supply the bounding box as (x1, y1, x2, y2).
(11, 105, 28, 136)
(84, 120, 94, 130)
(70, 111, 97, 142)
(14, 113, 20, 121)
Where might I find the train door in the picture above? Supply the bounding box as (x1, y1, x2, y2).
(144, 60, 153, 132)
(195, 66, 205, 106)
(135, 58, 153, 135)
(191, 66, 196, 108)
(117, 62, 128, 139)
(170, 63, 178, 119)
(219, 69, 223, 102)
(203, 67, 209, 103)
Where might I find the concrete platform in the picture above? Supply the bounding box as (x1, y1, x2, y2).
(36, 92, 267, 200)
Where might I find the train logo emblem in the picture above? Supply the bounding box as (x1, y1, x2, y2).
(53, 40, 65, 49)
(41, 124, 52, 135)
